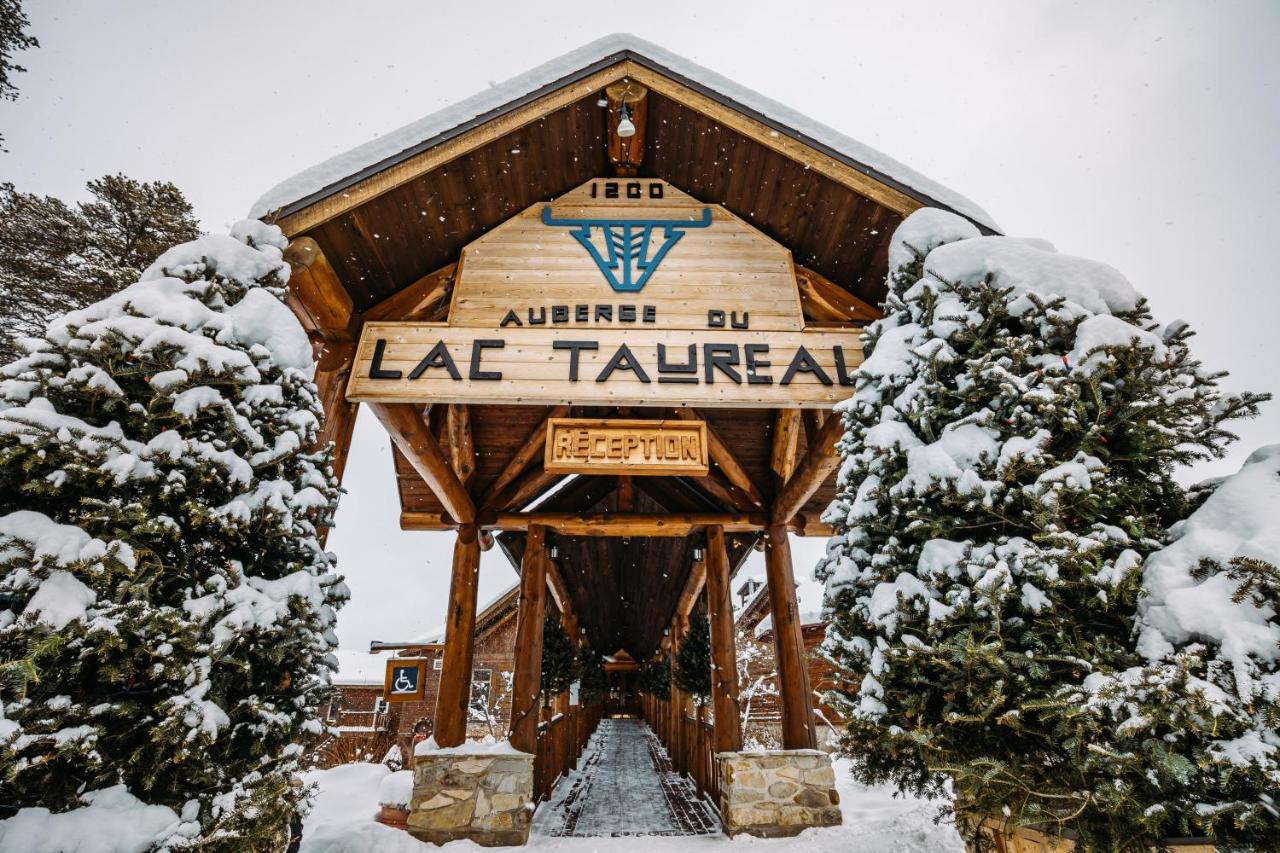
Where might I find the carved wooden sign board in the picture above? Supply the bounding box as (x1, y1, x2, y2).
(347, 179, 863, 408)
(544, 417, 708, 476)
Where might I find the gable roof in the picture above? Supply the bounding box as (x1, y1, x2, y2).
(251, 33, 995, 232)
(411, 581, 520, 645)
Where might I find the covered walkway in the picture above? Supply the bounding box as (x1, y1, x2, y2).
(532, 720, 719, 838)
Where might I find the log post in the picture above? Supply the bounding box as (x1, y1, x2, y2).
(433, 525, 482, 747)
(669, 611, 688, 772)
(510, 525, 549, 753)
(705, 525, 743, 754)
(764, 524, 818, 749)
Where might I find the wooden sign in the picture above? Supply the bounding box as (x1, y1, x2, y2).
(347, 322, 860, 409)
(447, 180, 805, 332)
(545, 418, 708, 476)
(383, 658, 428, 702)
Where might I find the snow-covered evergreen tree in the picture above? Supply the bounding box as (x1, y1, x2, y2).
(817, 208, 1267, 848)
(0, 221, 346, 849)
(540, 608, 578, 706)
(638, 656, 671, 700)
(577, 645, 606, 702)
(674, 611, 712, 706)
(1063, 446, 1280, 848)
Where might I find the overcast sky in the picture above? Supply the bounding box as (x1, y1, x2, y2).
(2, 1, 1276, 655)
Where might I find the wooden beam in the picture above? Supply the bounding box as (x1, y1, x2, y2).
(493, 464, 563, 512)
(445, 404, 476, 487)
(795, 264, 882, 324)
(674, 560, 707, 622)
(771, 409, 802, 488)
(368, 402, 475, 525)
(509, 525, 548, 753)
(764, 524, 817, 749)
(284, 237, 358, 341)
(691, 468, 758, 514)
(545, 554, 579, 642)
(399, 509, 830, 537)
(309, 340, 358, 484)
(433, 526, 482, 747)
(483, 512, 766, 536)
(479, 406, 569, 509)
(802, 408, 826, 451)
(705, 525, 743, 753)
(616, 475, 635, 512)
(399, 511, 456, 531)
(363, 263, 456, 322)
(606, 80, 647, 177)
(673, 409, 766, 509)
(772, 410, 844, 525)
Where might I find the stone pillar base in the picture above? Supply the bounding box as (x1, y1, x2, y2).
(408, 749, 535, 846)
(717, 750, 842, 838)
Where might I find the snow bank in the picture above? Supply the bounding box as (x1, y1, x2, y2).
(301, 763, 389, 838)
(300, 754, 964, 853)
(414, 736, 527, 757)
(0, 786, 188, 853)
(249, 34, 995, 232)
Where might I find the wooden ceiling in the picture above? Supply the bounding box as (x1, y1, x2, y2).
(395, 403, 833, 659)
(495, 479, 759, 657)
(291, 90, 900, 314)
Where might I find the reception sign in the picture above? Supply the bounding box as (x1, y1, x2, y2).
(544, 417, 708, 476)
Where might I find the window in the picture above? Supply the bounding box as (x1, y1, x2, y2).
(325, 696, 343, 724)
(470, 669, 492, 707)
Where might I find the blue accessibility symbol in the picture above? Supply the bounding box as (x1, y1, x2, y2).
(541, 206, 713, 292)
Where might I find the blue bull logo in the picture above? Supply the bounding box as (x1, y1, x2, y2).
(541, 206, 713, 292)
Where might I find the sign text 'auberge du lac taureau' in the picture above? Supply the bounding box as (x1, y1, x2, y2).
(346, 180, 864, 409)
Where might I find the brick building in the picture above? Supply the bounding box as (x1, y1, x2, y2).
(733, 575, 843, 749)
(315, 583, 521, 765)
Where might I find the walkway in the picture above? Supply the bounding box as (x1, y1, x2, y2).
(532, 718, 720, 837)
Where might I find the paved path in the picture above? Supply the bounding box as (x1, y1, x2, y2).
(532, 718, 720, 837)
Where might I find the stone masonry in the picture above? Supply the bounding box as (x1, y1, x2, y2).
(717, 750, 842, 837)
(408, 750, 535, 846)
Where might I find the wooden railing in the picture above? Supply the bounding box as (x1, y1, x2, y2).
(640, 693, 721, 810)
(534, 700, 602, 802)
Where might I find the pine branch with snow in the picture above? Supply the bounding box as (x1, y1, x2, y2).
(0, 221, 347, 848)
(816, 208, 1268, 848)
(1059, 446, 1280, 848)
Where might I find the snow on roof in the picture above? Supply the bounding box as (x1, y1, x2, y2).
(332, 649, 393, 686)
(250, 33, 995, 231)
(745, 573, 828, 639)
(409, 581, 520, 645)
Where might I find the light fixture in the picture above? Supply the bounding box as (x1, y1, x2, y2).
(550, 546, 559, 558)
(617, 103, 636, 138)
(596, 94, 608, 107)
(692, 547, 703, 561)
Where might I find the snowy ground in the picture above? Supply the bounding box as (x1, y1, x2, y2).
(299, 723, 964, 853)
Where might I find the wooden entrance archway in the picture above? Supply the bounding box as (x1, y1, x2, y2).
(267, 36, 991, 832)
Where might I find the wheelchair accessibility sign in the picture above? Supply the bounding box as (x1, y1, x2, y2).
(383, 658, 428, 702)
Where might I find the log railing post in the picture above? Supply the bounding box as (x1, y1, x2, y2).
(433, 525, 482, 747)
(510, 525, 549, 753)
(706, 525, 743, 754)
(764, 524, 818, 749)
